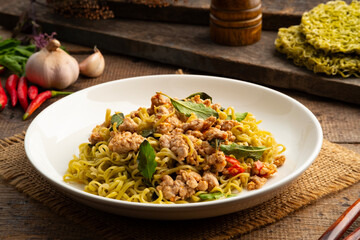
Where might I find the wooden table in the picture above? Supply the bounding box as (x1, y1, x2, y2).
(0, 28, 360, 239)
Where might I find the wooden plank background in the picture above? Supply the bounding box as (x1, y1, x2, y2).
(0, 0, 359, 105)
(107, 0, 354, 30)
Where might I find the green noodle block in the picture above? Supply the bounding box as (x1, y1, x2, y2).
(300, 1, 360, 54)
(275, 25, 360, 78)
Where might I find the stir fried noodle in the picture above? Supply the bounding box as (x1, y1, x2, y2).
(64, 92, 286, 204)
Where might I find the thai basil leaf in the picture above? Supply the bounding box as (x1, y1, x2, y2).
(226, 112, 248, 122)
(186, 92, 212, 102)
(141, 128, 155, 138)
(137, 140, 157, 183)
(199, 192, 224, 200)
(159, 93, 218, 119)
(220, 143, 269, 160)
(110, 112, 124, 130)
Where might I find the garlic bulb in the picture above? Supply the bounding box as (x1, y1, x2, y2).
(25, 39, 79, 90)
(79, 46, 105, 77)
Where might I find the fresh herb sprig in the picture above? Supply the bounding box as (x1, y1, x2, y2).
(220, 143, 269, 160)
(159, 92, 218, 119)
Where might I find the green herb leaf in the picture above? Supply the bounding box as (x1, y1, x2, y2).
(110, 113, 124, 130)
(141, 128, 155, 138)
(137, 140, 157, 183)
(199, 192, 224, 200)
(226, 112, 248, 122)
(186, 92, 212, 102)
(220, 143, 269, 160)
(159, 93, 218, 119)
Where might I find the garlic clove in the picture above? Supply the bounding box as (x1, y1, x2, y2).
(79, 46, 105, 78)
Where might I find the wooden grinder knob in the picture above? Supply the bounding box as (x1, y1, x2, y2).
(210, 0, 262, 46)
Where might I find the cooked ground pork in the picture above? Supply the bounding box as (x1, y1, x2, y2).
(203, 127, 228, 141)
(204, 151, 227, 172)
(182, 116, 217, 132)
(219, 120, 240, 131)
(155, 106, 182, 134)
(108, 131, 144, 154)
(118, 117, 139, 133)
(273, 155, 286, 167)
(157, 170, 220, 201)
(159, 130, 189, 161)
(247, 176, 267, 190)
(88, 125, 107, 145)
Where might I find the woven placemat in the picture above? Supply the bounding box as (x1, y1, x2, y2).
(0, 133, 360, 240)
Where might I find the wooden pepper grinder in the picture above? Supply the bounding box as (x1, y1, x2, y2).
(210, 0, 262, 46)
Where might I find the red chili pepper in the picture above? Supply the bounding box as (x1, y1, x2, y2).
(0, 65, 5, 75)
(225, 156, 245, 176)
(254, 160, 264, 171)
(5, 74, 19, 107)
(23, 90, 72, 120)
(28, 85, 38, 100)
(0, 80, 8, 110)
(17, 76, 28, 111)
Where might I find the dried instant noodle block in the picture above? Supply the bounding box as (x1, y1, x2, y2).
(300, 0, 360, 54)
(275, 25, 360, 78)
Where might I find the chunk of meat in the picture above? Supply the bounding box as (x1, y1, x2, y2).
(118, 117, 139, 133)
(201, 171, 219, 190)
(185, 130, 203, 139)
(150, 93, 171, 110)
(252, 162, 277, 178)
(155, 106, 182, 134)
(196, 141, 215, 157)
(159, 131, 188, 161)
(247, 175, 267, 190)
(88, 125, 109, 145)
(156, 175, 180, 201)
(108, 131, 144, 154)
(273, 155, 286, 167)
(203, 127, 228, 141)
(157, 170, 200, 202)
(182, 116, 217, 132)
(157, 170, 220, 202)
(205, 151, 227, 172)
(219, 120, 240, 131)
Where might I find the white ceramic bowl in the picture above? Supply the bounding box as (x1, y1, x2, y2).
(24, 74, 323, 220)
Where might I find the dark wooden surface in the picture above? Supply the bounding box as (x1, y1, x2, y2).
(107, 0, 354, 30)
(0, 0, 359, 105)
(0, 26, 360, 239)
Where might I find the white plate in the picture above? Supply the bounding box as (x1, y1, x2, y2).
(24, 74, 323, 220)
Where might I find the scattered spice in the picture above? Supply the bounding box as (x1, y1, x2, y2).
(17, 76, 29, 111)
(46, 0, 115, 20)
(23, 90, 72, 120)
(5, 74, 19, 107)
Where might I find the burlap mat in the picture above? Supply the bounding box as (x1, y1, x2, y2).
(0, 134, 359, 240)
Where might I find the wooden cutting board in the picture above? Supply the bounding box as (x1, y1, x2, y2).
(0, 0, 359, 104)
(107, 0, 354, 30)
